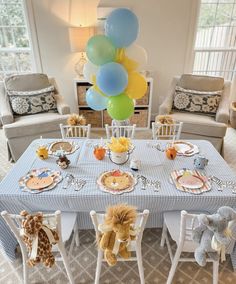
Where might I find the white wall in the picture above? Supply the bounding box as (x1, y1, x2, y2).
(31, 0, 197, 116)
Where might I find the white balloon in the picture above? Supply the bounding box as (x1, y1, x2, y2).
(125, 44, 148, 71)
(83, 61, 99, 84)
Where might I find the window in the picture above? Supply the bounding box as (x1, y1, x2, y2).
(0, 0, 34, 80)
(193, 0, 236, 80)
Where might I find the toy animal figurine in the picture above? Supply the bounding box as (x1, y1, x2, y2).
(36, 146, 48, 160)
(192, 206, 236, 266)
(20, 210, 59, 268)
(56, 154, 70, 169)
(98, 204, 137, 266)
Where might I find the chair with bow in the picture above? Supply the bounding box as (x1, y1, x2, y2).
(90, 209, 149, 284)
(160, 210, 235, 284)
(1, 210, 79, 284)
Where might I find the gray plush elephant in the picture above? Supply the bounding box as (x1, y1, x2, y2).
(192, 206, 236, 267)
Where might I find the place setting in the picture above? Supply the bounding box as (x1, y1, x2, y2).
(19, 167, 63, 194)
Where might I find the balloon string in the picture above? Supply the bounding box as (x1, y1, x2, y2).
(92, 75, 109, 98)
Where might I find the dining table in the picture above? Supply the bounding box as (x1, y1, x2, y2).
(1, 138, 236, 269)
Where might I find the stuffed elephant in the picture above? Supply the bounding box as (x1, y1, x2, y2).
(193, 206, 236, 267)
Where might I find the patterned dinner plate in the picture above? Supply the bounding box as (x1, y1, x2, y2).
(170, 169, 211, 194)
(19, 168, 62, 194)
(48, 141, 80, 156)
(97, 170, 137, 195)
(173, 141, 199, 156)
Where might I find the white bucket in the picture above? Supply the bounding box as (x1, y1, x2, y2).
(110, 151, 129, 164)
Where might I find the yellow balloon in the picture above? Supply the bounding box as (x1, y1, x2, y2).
(116, 48, 138, 72)
(126, 72, 148, 99)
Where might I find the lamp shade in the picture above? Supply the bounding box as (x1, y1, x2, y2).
(69, 27, 94, 52)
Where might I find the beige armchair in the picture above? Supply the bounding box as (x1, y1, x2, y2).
(158, 74, 231, 153)
(0, 73, 71, 161)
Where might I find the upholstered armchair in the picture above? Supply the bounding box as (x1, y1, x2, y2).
(158, 74, 231, 153)
(0, 73, 71, 161)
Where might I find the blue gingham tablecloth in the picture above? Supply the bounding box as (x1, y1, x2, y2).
(1, 138, 236, 268)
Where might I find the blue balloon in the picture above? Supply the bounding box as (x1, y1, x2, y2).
(105, 8, 139, 48)
(97, 62, 128, 96)
(86, 87, 108, 111)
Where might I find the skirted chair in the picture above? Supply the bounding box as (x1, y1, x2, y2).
(158, 74, 231, 153)
(0, 73, 71, 161)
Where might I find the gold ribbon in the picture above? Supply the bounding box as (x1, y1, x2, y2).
(98, 224, 139, 255)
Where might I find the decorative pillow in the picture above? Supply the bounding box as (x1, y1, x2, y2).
(172, 86, 222, 116)
(7, 86, 57, 115)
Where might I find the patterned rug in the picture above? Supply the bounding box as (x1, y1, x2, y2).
(0, 128, 236, 284)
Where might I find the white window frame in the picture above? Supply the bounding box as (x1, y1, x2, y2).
(0, 0, 42, 79)
(186, 0, 236, 80)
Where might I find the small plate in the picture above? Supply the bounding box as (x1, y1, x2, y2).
(97, 170, 137, 195)
(19, 168, 62, 193)
(177, 174, 204, 189)
(173, 141, 199, 156)
(48, 141, 79, 156)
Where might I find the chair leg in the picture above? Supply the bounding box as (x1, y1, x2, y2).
(160, 222, 167, 247)
(21, 251, 29, 284)
(166, 246, 181, 284)
(95, 249, 103, 284)
(136, 245, 145, 284)
(58, 242, 74, 284)
(74, 221, 80, 247)
(213, 260, 219, 284)
(22, 261, 29, 284)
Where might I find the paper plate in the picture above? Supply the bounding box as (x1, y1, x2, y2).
(19, 168, 62, 194)
(48, 141, 79, 156)
(170, 169, 211, 194)
(177, 174, 204, 189)
(173, 141, 199, 156)
(97, 170, 137, 195)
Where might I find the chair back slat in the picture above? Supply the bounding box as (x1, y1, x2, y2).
(60, 124, 91, 139)
(105, 124, 136, 139)
(152, 122, 183, 140)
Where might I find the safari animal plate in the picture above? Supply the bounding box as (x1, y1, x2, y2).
(173, 141, 199, 156)
(48, 141, 79, 156)
(170, 169, 211, 195)
(19, 168, 62, 194)
(97, 170, 137, 195)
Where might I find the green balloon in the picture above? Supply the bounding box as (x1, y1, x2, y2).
(86, 35, 116, 66)
(107, 93, 134, 120)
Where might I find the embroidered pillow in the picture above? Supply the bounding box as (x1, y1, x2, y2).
(172, 86, 222, 116)
(7, 86, 57, 115)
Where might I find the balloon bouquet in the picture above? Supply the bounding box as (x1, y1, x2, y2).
(83, 8, 148, 121)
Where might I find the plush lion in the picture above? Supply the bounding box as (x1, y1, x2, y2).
(67, 113, 86, 126)
(155, 115, 175, 138)
(20, 210, 59, 268)
(98, 204, 137, 266)
(66, 113, 87, 137)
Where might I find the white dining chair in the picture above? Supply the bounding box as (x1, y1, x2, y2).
(152, 121, 183, 140)
(160, 210, 235, 284)
(1, 210, 79, 284)
(90, 209, 149, 284)
(60, 123, 91, 139)
(105, 124, 136, 139)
